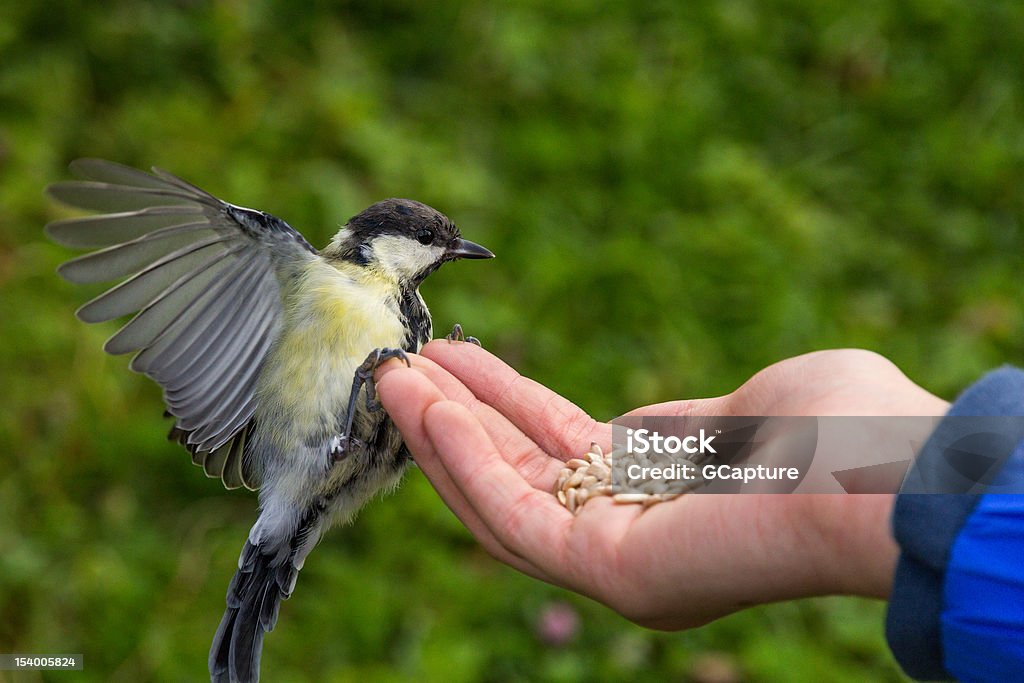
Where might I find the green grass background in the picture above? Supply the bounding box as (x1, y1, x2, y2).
(2, 1, 1023, 681)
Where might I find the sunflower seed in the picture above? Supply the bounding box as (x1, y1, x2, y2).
(563, 470, 585, 491)
(553, 443, 686, 513)
(612, 493, 652, 504)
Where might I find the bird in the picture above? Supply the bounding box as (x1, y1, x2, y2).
(45, 159, 494, 683)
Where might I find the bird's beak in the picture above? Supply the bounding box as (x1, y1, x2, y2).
(447, 238, 495, 260)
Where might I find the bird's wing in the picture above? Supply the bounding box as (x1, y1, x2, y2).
(47, 159, 319, 491)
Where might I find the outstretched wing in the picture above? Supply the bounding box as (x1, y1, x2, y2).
(47, 159, 318, 490)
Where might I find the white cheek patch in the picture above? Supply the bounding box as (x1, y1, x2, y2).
(368, 235, 446, 281)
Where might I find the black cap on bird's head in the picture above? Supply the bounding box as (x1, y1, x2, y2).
(324, 198, 493, 284)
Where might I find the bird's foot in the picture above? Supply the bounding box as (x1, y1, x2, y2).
(333, 347, 410, 465)
(446, 323, 481, 346)
(357, 347, 410, 411)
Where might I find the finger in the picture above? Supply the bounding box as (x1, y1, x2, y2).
(383, 354, 567, 491)
(378, 352, 477, 404)
(376, 368, 555, 581)
(421, 399, 574, 575)
(420, 341, 608, 461)
(620, 396, 730, 418)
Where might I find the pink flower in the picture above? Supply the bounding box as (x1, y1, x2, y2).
(536, 602, 579, 646)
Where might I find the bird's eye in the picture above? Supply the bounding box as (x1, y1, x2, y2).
(415, 228, 434, 245)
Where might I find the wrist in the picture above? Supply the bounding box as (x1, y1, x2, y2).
(803, 493, 898, 599)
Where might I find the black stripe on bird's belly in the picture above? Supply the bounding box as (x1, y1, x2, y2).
(398, 287, 432, 352)
(364, 415, 407, 468)
(321, 416, 407, 499)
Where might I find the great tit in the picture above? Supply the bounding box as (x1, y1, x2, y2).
(45, 159, 493, 683)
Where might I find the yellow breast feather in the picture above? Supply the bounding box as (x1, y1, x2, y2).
(258, 259, 406, 446)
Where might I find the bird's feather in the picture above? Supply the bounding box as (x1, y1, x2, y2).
(46, 209, 208, 249)
(47, 159, 318, 489)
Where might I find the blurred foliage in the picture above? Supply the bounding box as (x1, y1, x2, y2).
(2, 0, 1023, 681)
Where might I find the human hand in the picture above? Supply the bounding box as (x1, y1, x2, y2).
(376, 344, 948, 629)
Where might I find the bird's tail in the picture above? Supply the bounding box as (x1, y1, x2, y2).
(209, 506, 323, 683)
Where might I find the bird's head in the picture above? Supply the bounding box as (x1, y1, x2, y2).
(323, 198, 493, 286)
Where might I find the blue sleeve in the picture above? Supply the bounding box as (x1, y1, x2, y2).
(886, 367, 1024, 681)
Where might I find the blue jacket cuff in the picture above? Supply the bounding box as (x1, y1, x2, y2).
(940, 442, 1024, 682)
(886, 367, 1024, 680)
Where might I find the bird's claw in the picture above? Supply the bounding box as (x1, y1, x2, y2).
(356, 347, 409, 412)
(362, 347, 412, 372)
(447, 323, 481, 346)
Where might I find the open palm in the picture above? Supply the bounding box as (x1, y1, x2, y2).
(376, 343, 947, 628)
